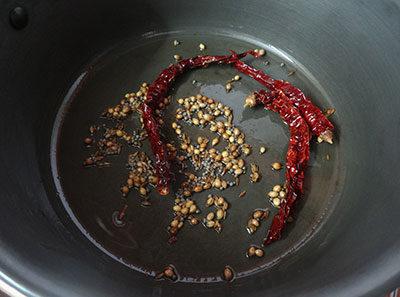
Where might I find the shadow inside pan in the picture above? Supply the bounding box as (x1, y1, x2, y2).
(52, 30, 341, 282)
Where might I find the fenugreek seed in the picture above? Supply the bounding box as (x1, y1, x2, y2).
(194, 186, 203, 193)
(233, 128, 240, 136)
(178, 98, 184, 104)
(239, 191, 246, 197)
(259, 49, 266, 56)
(214, 177, 221, 188)
(175, 128, 181, 135)
(221, 151, 228, 158)
(181, 207, 189, 215)
(253, 210, 264, 219)
(325, 108, 335, 117)
(273, 198, 281, 207)
(173, 205, 181, 212)
(227, 136, 234, 143)
(210, 125, 217, 132)
(115, 130, 123, 137)
(268, 191, 278, 198)
(251, 172, 259, 183)
(127, 178, 133, 186)
(203, 113, 212, 121)
(176, 113, 183, 119)
(206, 197, 215, 206)
(178, 221, 184, 229)
(171, 220, 179, 227)
(243, 148, 251, 155)
(217, 197, 225, 206)
(317, 136, 323, 143)
(279, 191, 286, 198)
(226, 83, 232, 92)
(164, 267, 174, 278)
(248, 224, 257, 234)
(192, 118, 200, 125)
(149, 176, 158, 184)
(237, 137, 244, 145)
(214, 110, 221, 116)
(272, 162, 282, 170)
(238, 159, 244, 167)
(250, 219, 260, 227)
(84, 137, 93, 145)
(184, 190, 192, 197)
(273, 185, 282, 192)
(207, 212, 215, 221)
(121, 186, 129, 194)
(173, 54, 181, 61)
(248, 246, 256, 257)
(206, 220, 215, 228)
(221, 180, 227, 189)
(223, 267, 233, 281)
(255, 249, 264, 257)
(199, 43, 206, 51)
(189, 205, 197, 214)
(326, 153, 330, 160)
(234, 75, 240, 81)
(222, 201, 229, 210)
(187, 217, 198, 226)
(222, 133, 229, 140)
(186, 201, 194, 207)
(234, 168, 243, 175)
(259, 146, 266, 154)
(172, 122, 178, 129)
(140, 187, 147, 196)
(217, 209, 224, 220)
(173, 39, 180, 46)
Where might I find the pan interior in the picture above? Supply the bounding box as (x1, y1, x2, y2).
(53, 30, 341, 282)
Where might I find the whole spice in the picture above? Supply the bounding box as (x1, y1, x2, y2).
(244, 89, 311, 245)
(234, 59, 334, 143)
(142, 50, 259, 194)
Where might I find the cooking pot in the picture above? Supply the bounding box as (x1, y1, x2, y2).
(0, 0, 399, 296)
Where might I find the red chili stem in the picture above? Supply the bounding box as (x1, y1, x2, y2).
(142, 51, 259, 194)
(248, 90, 311, 245)
(234, 60, 333, 142)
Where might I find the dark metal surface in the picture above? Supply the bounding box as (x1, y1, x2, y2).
(54, 32, 339, 280)
(0, 0, 399, 296)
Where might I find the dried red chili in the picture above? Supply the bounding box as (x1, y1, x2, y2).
(234, 60, 334, 143)
(142, 50, 259, 195)
(245, 89, 311, 244)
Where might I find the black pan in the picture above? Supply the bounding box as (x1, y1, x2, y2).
(0, 0, 399, 296)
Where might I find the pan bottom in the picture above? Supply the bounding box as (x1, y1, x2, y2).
(52, 30, 341, 282)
